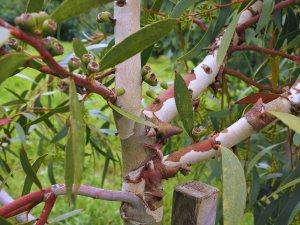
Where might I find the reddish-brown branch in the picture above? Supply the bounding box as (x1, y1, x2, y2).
(192, 17, 208, 32)
(4, 201, 37, 218)
(231, 45, 300, 64)
(95, 68, 116, 80)
(223, 68, 274, 92)
(0, 18, 114, 99)
(0, 190, 46, 217)
(236, 0, 299, 34)
(143, 8, 167, 17)
(36, 192, 56, 225)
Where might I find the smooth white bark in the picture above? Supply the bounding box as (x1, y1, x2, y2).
(143, 1, 263, 123)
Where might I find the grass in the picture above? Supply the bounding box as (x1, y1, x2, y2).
(0, 42, 254, 225)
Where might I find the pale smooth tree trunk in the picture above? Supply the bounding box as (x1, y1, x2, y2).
(114, 1, 162, 224)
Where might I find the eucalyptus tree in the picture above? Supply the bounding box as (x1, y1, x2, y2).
(0, 0, 300, 225)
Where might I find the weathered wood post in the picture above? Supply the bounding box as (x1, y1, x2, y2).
(171, 181, 218, 225)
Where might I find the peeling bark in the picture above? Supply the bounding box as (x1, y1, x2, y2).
(162, 84, 299, 167)
(144, 1, 263, 123)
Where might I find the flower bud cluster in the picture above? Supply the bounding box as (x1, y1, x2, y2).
(15, 11, 57, 37)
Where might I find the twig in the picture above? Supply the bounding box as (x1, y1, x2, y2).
(231, 45, 300, 64)
(192, 17, 208, 32)
(95, 68, 116, 81)
(0, 19, 114, 99)
(187, 0, 248, 17)
(223, 68, 274, 91)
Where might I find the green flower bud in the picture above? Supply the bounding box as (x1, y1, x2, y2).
(160, 81, 168, 90)
(115, 87, 125, 96)
(191, 126, 207, 142)
(7, 38, 20, 51)
(141, 65, 151, 76)
(68, 56, 81, 72)
(143, 73, 157, 86)
(96, 12, 115, 24)
(146, 89, 158, 100)
(87, 61, 100, 74)
(42, 19, 57, 35)
(82, 53, 95, 65)
(36, 11, 49, 27)
(51, 42, 64, 56)
(15, 13, 37, 32)
(42, 36, 64, 56)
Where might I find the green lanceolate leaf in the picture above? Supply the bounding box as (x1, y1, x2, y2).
(174, 72, 194, 136)
(69, 77, 85, 194)
(51, 0, 110, 23)
(246, 142, 284, 174)
(26, 0, 44, 12)
(0, 27, 10, 47)
(268, 177, 300, 200)
(269, 57, 279, 90)
(177, 24, 213, 61)
(20, 148, 42, 190)
(22, 154, 48, 196)
(171, 0, 198, 18)
(52, 125, 69, 143)
(65, 133, 74, 200)
(142, 0, 164, 66)
(0, 53, 30, 84)
(13, 122, 26, 147)
(49, 208, 84, 223)
(268, 111, 300, 135)
(221, 146, 246, 225)
(100, 19, 178, 71)
(73, 38, 88, 58)
(217, 12, 240, 66)
(108, 101, 156, 128)
(256, 0, 274, 33)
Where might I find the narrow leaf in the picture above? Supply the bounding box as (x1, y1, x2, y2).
(65, 133, 74, 200)
(26, 0, 44, 12)
(0, 53, 30, 84)
(0, 118, 12, 126)
(69, 78, 85, 193)
(48, 161, 57, 185)
(72, 38, 88, 58)
(174, 72, 194, 135)
(20, 148, 42, 189)
(171, 0, 198, 18)
(52, 125, 69, 143)
(0, 27, 10, 47)
(221, 146, 247, 225)
(178, 24, 213, 61)
(100, 19, 178, 71)
(51, 0, 110, 23)
(269, 57, 279, 90)
(217, 12, 240, 66)
(49, 208, 84, 223)
(256, 0, 274, 33)
(108, 101, 156, 128)
(246, 142, 283, 174)
(268, 111, 300, 135)
(13, 122, 26, 147)
(268, 177, 300, 199)
(22, 154, 48, 196)
(142, 0, 164, 66)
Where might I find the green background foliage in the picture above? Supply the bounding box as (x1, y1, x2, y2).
(0, 0, 300, 224)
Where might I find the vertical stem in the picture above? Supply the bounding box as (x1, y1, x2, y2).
(114, 0, 145, 175)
